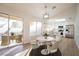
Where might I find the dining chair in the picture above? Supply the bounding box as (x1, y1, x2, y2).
(47, 41, 58, 53)
(1, 36, 9, 46)
(47, 35, 62, 53)
(30, 39, 39, 49)
(16, 35, 22, 43)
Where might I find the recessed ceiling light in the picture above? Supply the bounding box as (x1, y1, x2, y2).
(55, 19, 66, 22)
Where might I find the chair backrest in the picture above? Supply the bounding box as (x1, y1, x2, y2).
(55, 35, 62, 41)
(1, 36, 9, 46)
(30, 39, 37, 44)
(30, 40, 39, 49)
(48, 41, 58, 49)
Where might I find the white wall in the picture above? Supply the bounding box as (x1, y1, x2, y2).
(75, 4, 79, 48)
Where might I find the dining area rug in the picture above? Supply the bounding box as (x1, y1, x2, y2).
(29, 45, 62, 56)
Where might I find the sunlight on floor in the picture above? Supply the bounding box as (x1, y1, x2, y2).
(0, 40, 22, 49)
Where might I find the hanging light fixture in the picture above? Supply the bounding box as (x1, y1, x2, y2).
(43, 13, 49, 19)
(43, 5, 49, 19)
(42, 5, 49, 37)
(42, 5, 56, 35)
(43, 5, 56, 19)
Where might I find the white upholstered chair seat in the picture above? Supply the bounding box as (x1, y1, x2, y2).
(47, 41, 58, 53)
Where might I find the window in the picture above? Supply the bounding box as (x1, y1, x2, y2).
(30, 22, 42, 36)
(9, 17, 23, 35)
(0, 13, 23, 48)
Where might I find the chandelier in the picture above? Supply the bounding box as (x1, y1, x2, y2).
(42, 5, 49, 36)
(42, 5, 56, 36)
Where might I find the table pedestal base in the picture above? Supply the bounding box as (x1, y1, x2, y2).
(41, 49, 50, 55)
(41, 49, 57, 55)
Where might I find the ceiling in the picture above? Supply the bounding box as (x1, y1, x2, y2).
(0, 3, 76, 19)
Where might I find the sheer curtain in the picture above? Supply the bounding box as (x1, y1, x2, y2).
(30, 22, 42, 37)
